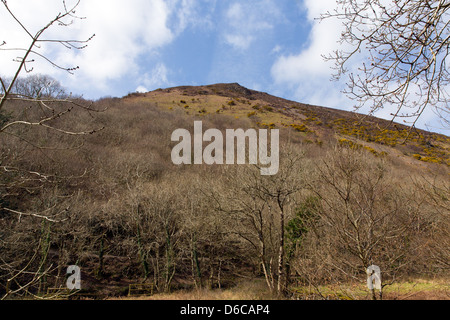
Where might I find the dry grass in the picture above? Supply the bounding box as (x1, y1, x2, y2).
(113, 279, 276, 300)
(128, 91, 297, 131)
(382, 277, 450, 300)
(110, 277, 449, 300)
(291, 277, 450, 300)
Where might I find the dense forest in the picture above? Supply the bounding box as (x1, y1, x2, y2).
(0, 78, 449, 300)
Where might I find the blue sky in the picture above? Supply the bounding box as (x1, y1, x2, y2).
(1, 0, 447, 133)
(156, 1, 310, 91)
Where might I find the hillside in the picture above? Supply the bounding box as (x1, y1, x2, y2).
(125, 82, 450, 168)
(1, 82, 449, 300)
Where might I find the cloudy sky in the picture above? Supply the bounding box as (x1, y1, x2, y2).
(0, 0, 447, 133)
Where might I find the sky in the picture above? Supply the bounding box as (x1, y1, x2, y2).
(0, 0, 447, 134)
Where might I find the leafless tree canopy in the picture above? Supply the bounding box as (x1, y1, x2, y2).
(1, 74, 67, 99)
(323, 0, 450, 130)
(0, 0, 102, 299)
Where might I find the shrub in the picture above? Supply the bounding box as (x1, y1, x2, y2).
(257, 122, 276, 129)
(290, 123, 309, 133)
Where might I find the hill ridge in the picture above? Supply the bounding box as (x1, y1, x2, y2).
(128, 82, 447, 136)
(124, 82, 450, 167)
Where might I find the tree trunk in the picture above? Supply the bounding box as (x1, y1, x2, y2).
(97, 234, 105, 278)
(217, 260, 222, 289)
(261, 258, 274, 293)
(136, 221, 149, 281)
(38, 221, 51, 295)
(277, 205, 285, 296)
(164, 225, 175, 292)
(190, 234, 202, 289)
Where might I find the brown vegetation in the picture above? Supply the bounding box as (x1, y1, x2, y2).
(0, 84, 449, 300)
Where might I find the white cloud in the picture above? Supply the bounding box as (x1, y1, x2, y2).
(222, 0, 281, 50)
(224, 34, 253, 51)
(60, 0, 174, 82)
(0, 0, 175, 95)
(138, 63, 170, 91)
(136, 85, 148, 93)
(271, 0, 343, 84)
(0, 0, 64, 76)
(270, 0, 353, 111)
(271, 45, 282, 55)
(169, 0, 216, 34)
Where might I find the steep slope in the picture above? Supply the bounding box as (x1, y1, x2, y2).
(124, 83, 450, 169)
(2, 83, 448, 299)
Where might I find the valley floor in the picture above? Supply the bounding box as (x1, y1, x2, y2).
(111, 277, 449, 300)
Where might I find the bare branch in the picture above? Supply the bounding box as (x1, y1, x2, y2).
(3, 207, 69, 223)
(322, 0, 450, 130)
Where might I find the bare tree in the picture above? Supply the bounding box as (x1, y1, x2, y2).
(0, 0, 101, 221)
(216, 148, 305, 296)
(0, 0, 102, 299)
(1, 74, 67, 99)
(217, 165, 278, 293)
(323, 0, 450, 131)
(309, 146, 424, 299)
(411, 175, 449, 271)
